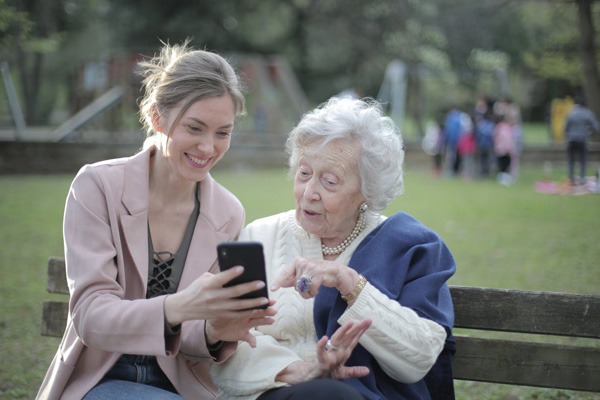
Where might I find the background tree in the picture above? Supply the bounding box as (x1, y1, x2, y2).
(2, 0, 598, 133)
(521, 0, 600, 119)
(574, 0, 600, 119)
(6, 0, 65, 125)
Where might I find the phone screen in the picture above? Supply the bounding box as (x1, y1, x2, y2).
(217, 241, 268, 309)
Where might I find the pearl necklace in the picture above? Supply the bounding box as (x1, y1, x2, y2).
(321, 211, 367, 256)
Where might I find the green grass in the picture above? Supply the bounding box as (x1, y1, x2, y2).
(216, 164, 599, 296)
(521, 122, 553, 145)
(1, 163, 599, 399)
(0, 176, 69, 399)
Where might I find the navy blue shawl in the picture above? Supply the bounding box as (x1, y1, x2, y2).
(313, 212, 456, 399)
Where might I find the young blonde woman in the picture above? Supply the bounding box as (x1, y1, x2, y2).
(37, 41, 275, 400)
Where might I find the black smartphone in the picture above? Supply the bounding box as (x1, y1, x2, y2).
(217, 241, 269, 309)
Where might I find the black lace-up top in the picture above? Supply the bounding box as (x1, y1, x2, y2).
(146, 187, 200, 299)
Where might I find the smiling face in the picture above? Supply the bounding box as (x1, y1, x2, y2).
(293, 139, 366, 247)
(156, 94, 235, 183)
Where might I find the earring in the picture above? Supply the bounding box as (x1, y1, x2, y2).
(151, 107, 162, 132)
(153, 118, 162, 133)
(359, 202, 369, 213)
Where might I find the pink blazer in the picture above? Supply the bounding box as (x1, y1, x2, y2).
(37, 146, 245, 400)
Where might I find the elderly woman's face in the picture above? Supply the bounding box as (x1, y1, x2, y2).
(294, 140, 366, 245)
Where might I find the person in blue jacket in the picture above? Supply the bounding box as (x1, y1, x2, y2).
(564, 95, 600, 185)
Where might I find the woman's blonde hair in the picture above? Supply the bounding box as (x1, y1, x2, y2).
(137, 39, 246, 148)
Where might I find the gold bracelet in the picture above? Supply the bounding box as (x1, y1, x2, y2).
(341, 274, 367, 302)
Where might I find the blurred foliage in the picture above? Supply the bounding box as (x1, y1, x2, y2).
(1, 0, 107, 124)
(0, 0, 598, 127)
(0, 0, 32, 51)
(521, 2, 583, 84)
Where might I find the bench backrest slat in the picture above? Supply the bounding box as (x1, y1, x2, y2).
(450, 286, 600, 338)
(41, 300, 68, 337)
(453, 336, 600, 392)
(46, 257, 68, 295)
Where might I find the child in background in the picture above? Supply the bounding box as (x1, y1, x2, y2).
(457, 113, 476, 180)
(493, 114, 516, 186)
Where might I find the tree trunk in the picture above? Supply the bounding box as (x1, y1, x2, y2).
(14, 1, 31, 125)
(410, 64, 425, 138)
(290, 1, 311, 94)
(575, 0, 600, 122)
(15, 0, 50, 125)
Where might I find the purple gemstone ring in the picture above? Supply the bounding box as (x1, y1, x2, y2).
(296, 275, 312, 293)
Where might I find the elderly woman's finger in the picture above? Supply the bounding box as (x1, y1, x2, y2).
(344, 319, 372, 348)
(271, 265, 299, 291)
(337, 366, 370, 380)
(328, 320, 354, 344)
(327, 319, 371, 353)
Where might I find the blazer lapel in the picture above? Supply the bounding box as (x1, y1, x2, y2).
(120, 147, 153, 290)
(179, 175, 229, 288)
(179, 215, 229, 288)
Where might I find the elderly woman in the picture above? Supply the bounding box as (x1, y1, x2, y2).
(211, 97, 456, 400)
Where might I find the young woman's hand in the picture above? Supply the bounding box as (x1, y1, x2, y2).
(164, 266, 276, 345)
(205, 299, 276, 347)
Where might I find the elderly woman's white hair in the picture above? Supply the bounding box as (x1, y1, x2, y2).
(286, 97, 404, 212)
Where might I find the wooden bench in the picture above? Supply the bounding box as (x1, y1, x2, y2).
(42, 257, 600, 393)
(42, 257, 70, 337)
(451, 286, 600, 392)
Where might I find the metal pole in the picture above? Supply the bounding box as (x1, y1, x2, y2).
(0, 61, 27, 140)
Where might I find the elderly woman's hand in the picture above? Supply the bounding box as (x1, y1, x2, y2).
(271, 256, 361, 300)
(275, 319, 372, 384)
